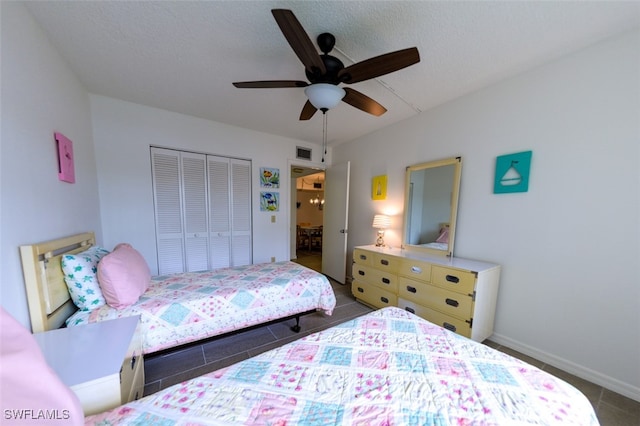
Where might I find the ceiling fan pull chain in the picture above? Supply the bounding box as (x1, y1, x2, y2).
(322, 111, 328, 163)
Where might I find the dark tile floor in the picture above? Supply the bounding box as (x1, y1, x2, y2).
(143, 253, 640, 425)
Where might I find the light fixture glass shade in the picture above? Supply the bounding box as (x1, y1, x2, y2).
(372, 214, 391, 229)
(304, 83, 346, 110)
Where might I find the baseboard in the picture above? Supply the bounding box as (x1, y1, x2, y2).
(490, 332, 640, 402)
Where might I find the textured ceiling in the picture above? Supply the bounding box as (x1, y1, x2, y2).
(24, 1, 639, 147)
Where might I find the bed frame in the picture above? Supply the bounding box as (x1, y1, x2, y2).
(20, 232, 96, 333)
(20, 232, 313, 337)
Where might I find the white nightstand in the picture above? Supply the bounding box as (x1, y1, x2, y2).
(33, 315, 144, 416)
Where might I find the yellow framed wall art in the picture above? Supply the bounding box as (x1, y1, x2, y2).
(372, 175, 387, 200)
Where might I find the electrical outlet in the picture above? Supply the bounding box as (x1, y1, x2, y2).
(271, 215, 276, 223)
(270, 256, 276, 262)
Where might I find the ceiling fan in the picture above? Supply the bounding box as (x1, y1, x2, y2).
(233, 9, 421, 120)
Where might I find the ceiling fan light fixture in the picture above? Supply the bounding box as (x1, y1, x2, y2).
(304, 83, 345, 111)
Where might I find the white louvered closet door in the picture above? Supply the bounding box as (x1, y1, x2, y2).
(207, 156, 231, 269)
(153, 148, 252, 274)
(230, 159, 252, 266)
(151, 148, 186, 275)
(181, 152, 209, 272)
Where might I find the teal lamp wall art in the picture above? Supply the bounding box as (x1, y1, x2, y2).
(494, 150, 532, 194)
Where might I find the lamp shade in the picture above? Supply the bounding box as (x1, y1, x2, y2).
(304, 83, 346, 110)
(372, 214, 391, 229)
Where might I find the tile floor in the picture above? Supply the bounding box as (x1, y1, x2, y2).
(144, 253, 639, 425)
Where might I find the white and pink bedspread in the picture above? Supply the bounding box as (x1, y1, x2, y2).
(86, 307, 598, 425)
(66, 261, 336, 354)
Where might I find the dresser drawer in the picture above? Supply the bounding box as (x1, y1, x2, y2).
(431, 266, 476, 295)
(353, 248, 374, 266)
(398, 298, 472, 338)
(398, 258, 432, 282)
(351, 263, 398, 292)
(352, 280, 397, 309)
(371, 252, 400, 273)
(399, 277, 473, 320)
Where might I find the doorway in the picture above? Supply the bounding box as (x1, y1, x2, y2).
(291, 167, 325, 272)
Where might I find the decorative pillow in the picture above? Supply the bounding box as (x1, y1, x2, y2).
(0, 307, 84, 425)
(97, 244, 151, 309)
(61, 246, 110, 311)
(435, 228, 449, 244)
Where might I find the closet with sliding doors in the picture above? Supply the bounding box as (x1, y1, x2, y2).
(151, 147, 252, 275)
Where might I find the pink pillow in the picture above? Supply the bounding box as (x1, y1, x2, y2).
(0, 307, 84, 425)
(436, 228, 449, 243)
(97, 244, 151, 309)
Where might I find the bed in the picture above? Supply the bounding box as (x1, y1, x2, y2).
(82, 306, 598, 425)
(19, 232, 336, 354)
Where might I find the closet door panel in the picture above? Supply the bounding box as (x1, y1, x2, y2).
(151, 148, 185, 275)
(210, 235, 231, 269)
(208, 156, 231, 268)
(232, 235, 252, 267)
(181, 152, 209, 272)
(230, 159, 252, 266)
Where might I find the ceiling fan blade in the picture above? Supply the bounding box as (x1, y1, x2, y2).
(272, 9, 326, 75)
(339, 47, 420, 84)
(299, 100, 318, 120)
(233, 80, 308, 89)
(342, 88, 387, 116)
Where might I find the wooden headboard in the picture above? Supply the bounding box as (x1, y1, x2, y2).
(20, 232, 96, 333)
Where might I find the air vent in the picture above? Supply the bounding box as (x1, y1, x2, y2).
(296, 147, 312, 160)
(313, 182, 322, 189)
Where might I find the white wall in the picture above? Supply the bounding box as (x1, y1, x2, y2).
(90, 95, 327, 273)
(335, 30, 640, 400)
(0, 3, 103, 327)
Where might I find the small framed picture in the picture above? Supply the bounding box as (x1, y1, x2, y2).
(260, 167, 280, 188)
(372, 175, 387, 200)
(260, 192, 279, 211)
(494, 151, 532, 194)
(55, 132, 75, 183)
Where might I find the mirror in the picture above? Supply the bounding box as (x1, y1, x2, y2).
(402, 157, 462, 256)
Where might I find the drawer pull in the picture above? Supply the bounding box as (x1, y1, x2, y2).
(380, 297, 389, 304)
(405, 307, 415, 314)
(357, 287, 364, 293)
(358, 270, 365, 276)
(406, 286, 417, 293)
(410, 266, 422, 274)
(443, 322, 457, 332)
(445, 298, 459, 307)
(380, 259, 389, 266)
(131, 355, 137, 370)
(382, 277, 390, 284)
(445, 275, 460, 283)
(359, 254, 367, 260)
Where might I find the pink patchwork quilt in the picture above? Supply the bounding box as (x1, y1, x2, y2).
(66, 261, 336, 354)
(86, 307, 598, 425)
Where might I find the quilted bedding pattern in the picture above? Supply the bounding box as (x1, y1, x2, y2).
(66, 261, 336, 354)
(86, 307, 599, 425)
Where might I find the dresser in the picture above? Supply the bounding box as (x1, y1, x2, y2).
(33, 316, 144, 415)
(352, 245, 500, 342)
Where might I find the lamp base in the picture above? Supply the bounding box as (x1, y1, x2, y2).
(375, 235, 385, 247)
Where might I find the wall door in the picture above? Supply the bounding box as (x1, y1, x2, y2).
(322, 161, 350, 283)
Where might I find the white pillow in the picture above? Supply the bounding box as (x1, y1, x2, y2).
(61, 246, 110, 311)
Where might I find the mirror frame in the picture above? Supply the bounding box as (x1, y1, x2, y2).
(401, 157, 462, 257)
